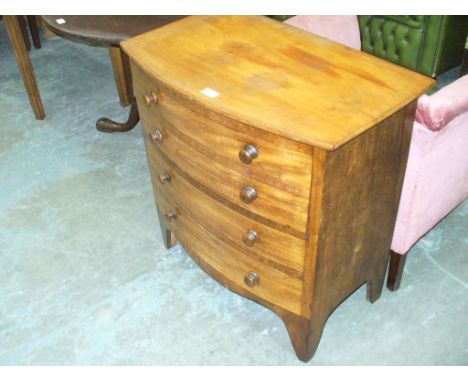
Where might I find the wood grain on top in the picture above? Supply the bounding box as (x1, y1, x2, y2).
(121, 15, 434, 150)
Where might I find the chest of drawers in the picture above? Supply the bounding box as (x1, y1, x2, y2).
(122, 16, 434, 361)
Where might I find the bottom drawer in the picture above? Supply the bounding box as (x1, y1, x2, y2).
(155, 185, 303, 316)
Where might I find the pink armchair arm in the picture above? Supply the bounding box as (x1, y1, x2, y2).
(415, 75, 468, 131)
(391, 75, 468, 257)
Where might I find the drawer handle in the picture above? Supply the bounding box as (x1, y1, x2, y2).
(165, 210, 177, 221)
(239, 144, 258, 164)
(144, 91, 158, 106)
(242, 230, 258, 247)
(149, 129, 163, 143)
(159, 171, 171, 184)
(244, 272, 260, 288)
(240, 186, 257, 204)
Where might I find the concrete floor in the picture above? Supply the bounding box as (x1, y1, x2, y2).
(0, 22, 467, 365)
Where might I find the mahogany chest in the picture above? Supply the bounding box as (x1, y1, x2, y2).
(122, 16, 434, 361)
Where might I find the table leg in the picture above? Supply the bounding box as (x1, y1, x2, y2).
(17, 16, 31, 51)
(96, 48, 139, 132)
(109, 47, 131, 107)
(27, 16, 41, 49)
(4, 16, 45, 120)
(37, 17, 56, 39)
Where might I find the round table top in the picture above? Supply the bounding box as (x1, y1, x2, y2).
(41, 15, 186, 47)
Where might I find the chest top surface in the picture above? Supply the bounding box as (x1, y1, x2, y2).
(122, 15, 434, 150)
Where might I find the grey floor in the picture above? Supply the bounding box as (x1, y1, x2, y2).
(0, 22, 467, 366)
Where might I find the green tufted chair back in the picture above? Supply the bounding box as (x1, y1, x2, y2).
(358, 16, 468, 77)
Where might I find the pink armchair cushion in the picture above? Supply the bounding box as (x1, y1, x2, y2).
(284, 16, 361, 50)
(415, 75, 468, 131)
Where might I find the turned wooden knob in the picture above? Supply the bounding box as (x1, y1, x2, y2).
(165, 210, 177, 221)
(144, 91, 158, 106)
(242, 230, 258, 247)
(240, 186, 257, 204)
(239, 144, 258, 164)
(244, 272, 260, 288)
(159, 171, 171, 184)
(149, 129, 163, 143)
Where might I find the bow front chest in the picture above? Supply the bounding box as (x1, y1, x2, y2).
(122, 16, 434, 361)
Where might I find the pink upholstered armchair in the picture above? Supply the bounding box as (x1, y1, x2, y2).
(388, 77, 468, 290)
(284, 16, 468, 291)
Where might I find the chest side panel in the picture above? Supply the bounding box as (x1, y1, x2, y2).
(310, 102, 416, 317)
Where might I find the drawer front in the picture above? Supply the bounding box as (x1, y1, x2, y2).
(133, 65, 312, 237)
(152, 170, 303, 315)
(146, 139, 306, 277)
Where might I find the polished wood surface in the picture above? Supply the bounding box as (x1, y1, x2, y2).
(125, 15, 434, 361)
(4, 16, 45, 120)
(122, 15, 434, 149)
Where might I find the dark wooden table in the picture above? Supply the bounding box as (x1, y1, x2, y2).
(41, 15, 185, 132)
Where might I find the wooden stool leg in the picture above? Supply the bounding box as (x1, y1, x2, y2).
(17, 16, 31, 51)
(109, 47, 131, 107)
(27, 16, 41, 49)
(96, 48, 139, 132)
(387, 250, 407, 291)
(4, 16, 45, 120)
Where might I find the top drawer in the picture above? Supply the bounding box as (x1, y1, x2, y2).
(133, 64, 313, 236)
